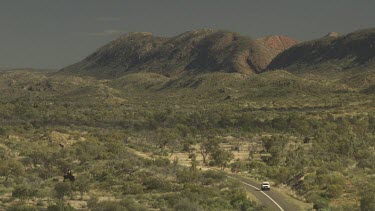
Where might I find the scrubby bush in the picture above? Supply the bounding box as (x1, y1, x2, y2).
(230, 160, 248, 173)
(360, 185, 375, 211)
(229, 188, 257, 211)
(47, 201, 76, 211)
(88, 199, 147, 211)
(0, 158, 25, 182)
(54, 182, 72, 199)
(143, 176, 174, 192)
(177, 169, 201, 183)
(122, 181, 144, 194)
(173, 198, 202, 211)
(307, 193, 330, 211)
(12, 185, 38, 199)
(7, 205, 39, 211)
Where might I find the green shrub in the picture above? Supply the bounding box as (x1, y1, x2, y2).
(230, 160, 248, 173)
(54, 182, 72, 199)
(173, 198, 202, 211)
(12, 185, 37, 199)
(154, 157, 171, 167)
(47, 201, 76, 211)
(89, 199, 147, 211)
(122, 181, 144, 194)
(360, 186, 375, 211)
(143, 176, 173, 192)
(229, 188, 257, 211)
(177, 169, 201, 183)
(201, 170, 225, 180)
(313, 198, 330, 211)
(72, 173, 91, 199)
(307, 193, 330, 211)
(7, 205, 39, 211)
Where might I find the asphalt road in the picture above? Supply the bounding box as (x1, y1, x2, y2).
(228, 174, 302, 211)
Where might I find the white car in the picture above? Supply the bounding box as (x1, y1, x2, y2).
(261, 182, 271, 191)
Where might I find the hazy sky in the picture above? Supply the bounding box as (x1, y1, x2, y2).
(1, 0, 374, 69)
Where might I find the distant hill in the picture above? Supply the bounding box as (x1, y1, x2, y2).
(268, 28, 375, 72)
(60, 29, 287, 78)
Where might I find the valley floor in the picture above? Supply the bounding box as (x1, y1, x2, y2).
(0, 69, 374, 210)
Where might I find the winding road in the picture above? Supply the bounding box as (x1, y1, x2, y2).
(228, 174, 303, 211)
(126, 146, 306, 210)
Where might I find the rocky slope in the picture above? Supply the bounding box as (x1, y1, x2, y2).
(255, 35, 298, 69)
(60, 29, 288, 78)
(257, 35, 298, 52)
(268, 28, 375, 72)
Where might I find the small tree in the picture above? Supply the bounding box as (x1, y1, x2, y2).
(73, 173, 91, 199)
(211, 149, 234, 170)
(0, 158, 24, 182)
(189, 153, 198, 170)
(262, 135, 288, 165)
(200, 139, 219, 165)
(155, 128, 179, 149)
(230, 160, 247, 173)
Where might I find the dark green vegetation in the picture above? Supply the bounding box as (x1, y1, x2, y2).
(1, 67, 374, 210)
(1, 28, 374, 210)
(0, 70, 266, 210)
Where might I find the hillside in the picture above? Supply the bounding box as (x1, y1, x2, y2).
(268, 28, 375, 72)
(60, 29, 280, 78)
(255, 35, 298, 70)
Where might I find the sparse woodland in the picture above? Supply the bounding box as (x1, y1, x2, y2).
(0, 28, 374, 210)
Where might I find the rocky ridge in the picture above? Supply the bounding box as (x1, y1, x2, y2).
(61, 29, 294, 78)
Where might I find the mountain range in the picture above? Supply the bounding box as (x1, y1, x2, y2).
(60, 28, 375, 79)
(60, 29, 297, 78)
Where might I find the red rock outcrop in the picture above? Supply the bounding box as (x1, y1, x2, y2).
(257, 35, 299, 52)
